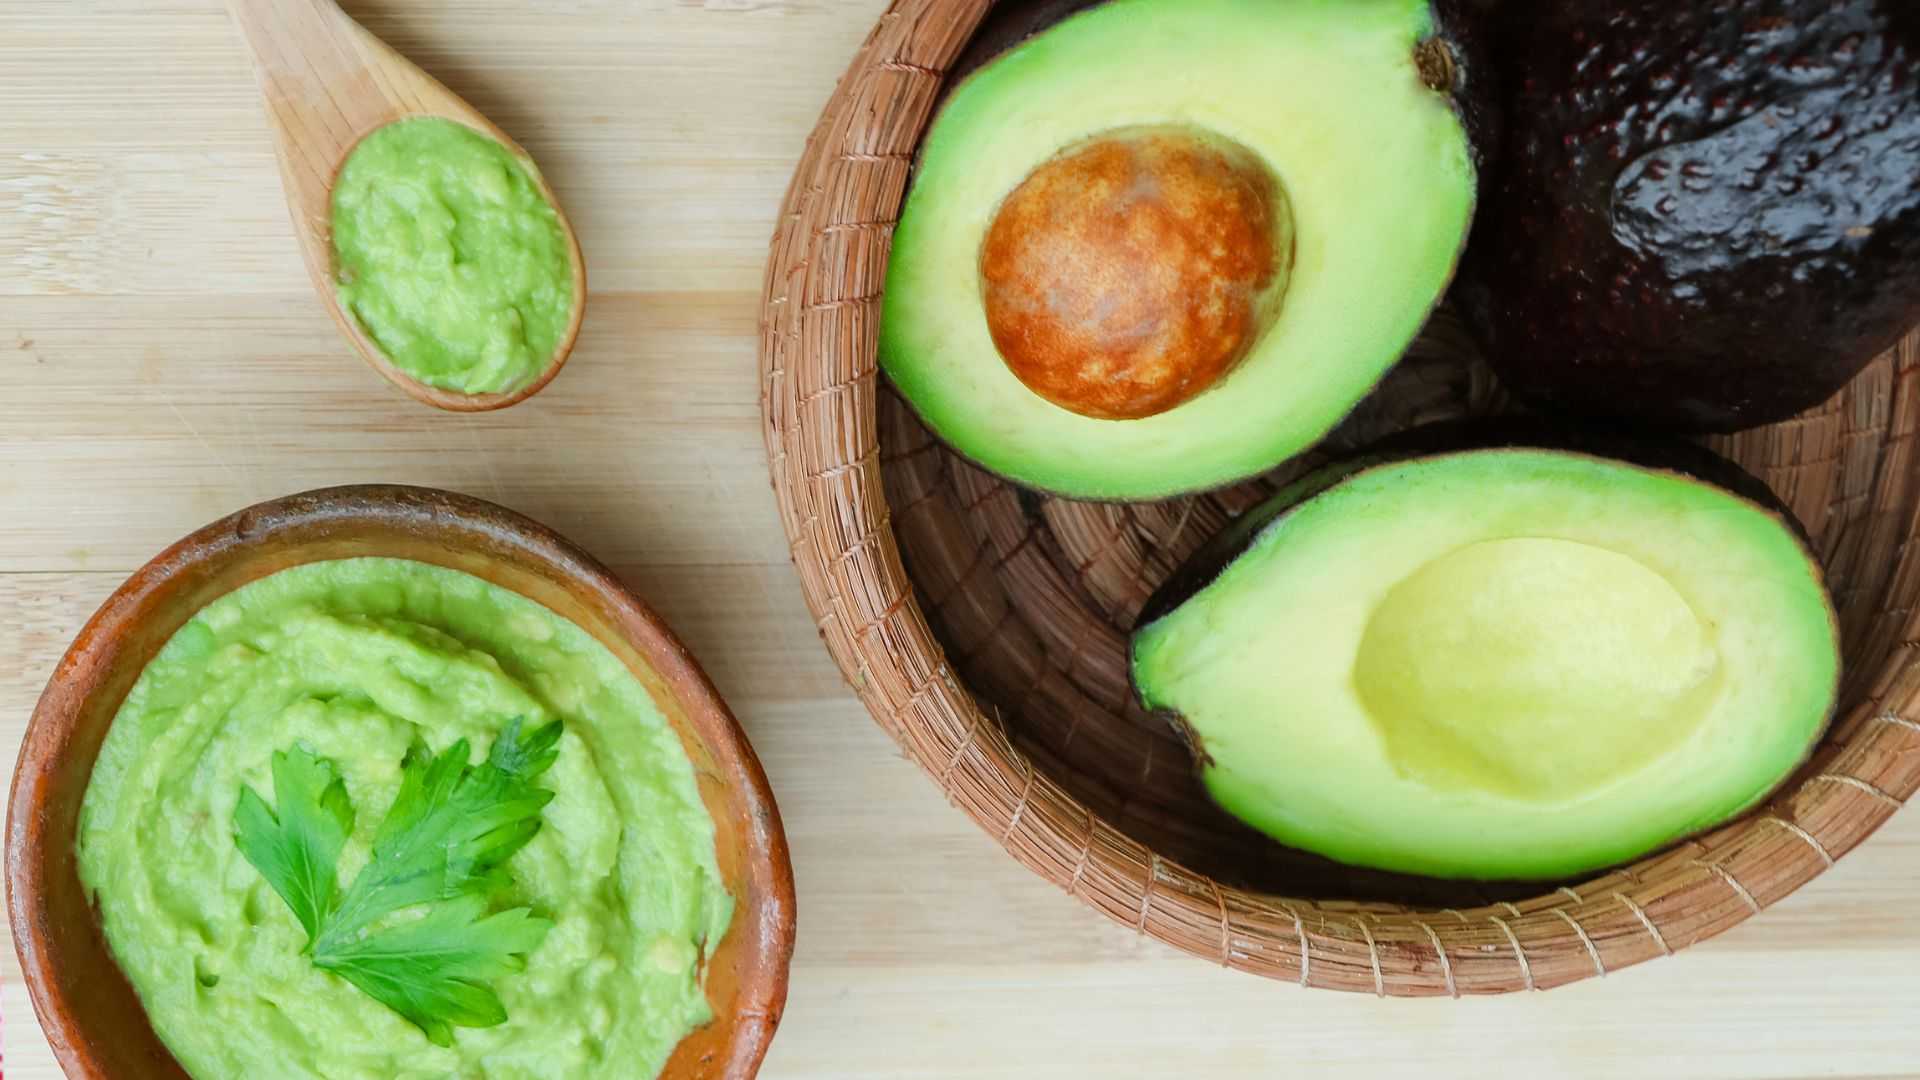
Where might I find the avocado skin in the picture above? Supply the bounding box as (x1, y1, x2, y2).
(1457, 1, 1920, 433)
(947, 0, 1104, 87)
(1134, 418, 1812, 632)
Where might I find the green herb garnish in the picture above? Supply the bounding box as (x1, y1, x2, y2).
(234, 718, 563, 1046)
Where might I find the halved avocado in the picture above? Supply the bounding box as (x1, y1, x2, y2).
(880, 0, 1486, 500)
(1131, 428, 1840, 880)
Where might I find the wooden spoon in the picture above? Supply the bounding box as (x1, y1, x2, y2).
(226, 0, 586, 411)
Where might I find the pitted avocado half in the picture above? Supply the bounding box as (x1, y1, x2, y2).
(1132, 430, 1840, 880)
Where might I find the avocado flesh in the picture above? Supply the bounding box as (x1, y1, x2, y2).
(1457, 0, 1920, 432)
(881, 0, 1477, 500)
(1132, 450, 1839, 880)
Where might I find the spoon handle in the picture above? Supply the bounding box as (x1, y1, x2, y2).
(228, 0, 398, 143)
(226, 0, 400, 251)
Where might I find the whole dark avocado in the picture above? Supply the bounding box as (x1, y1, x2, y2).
(1456, 0, 1920, 432)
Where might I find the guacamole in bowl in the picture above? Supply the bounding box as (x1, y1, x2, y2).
(8, 487, 793, 1080)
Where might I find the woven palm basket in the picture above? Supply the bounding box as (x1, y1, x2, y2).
(758, 0, 1920, 994)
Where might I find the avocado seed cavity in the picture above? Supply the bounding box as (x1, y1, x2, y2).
(1352, 537, 1723, 801)
(979, 126, 1294, 421)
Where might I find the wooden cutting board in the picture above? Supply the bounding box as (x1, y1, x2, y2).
(1, 2, 1915, 1077)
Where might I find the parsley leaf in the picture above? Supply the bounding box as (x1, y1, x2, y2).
(233, 718, 563, 1046)
(233, 745, 355, 948)
(319, 719, 561, 948)
(315, 897, 552, 1047)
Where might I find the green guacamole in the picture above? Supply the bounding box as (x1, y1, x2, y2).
(77, 558, 732, 1080)
(331, 118, 574, 396)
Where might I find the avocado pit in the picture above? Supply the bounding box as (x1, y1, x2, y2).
(979, 126, 1294, 421)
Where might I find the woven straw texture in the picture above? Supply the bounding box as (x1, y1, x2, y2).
(758, 0, 1920, 994)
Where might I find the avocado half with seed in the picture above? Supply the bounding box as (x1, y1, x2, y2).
(879, 0, 1491, 500)
(1131, 424, 1841, 881)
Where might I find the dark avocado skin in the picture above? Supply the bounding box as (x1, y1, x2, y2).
(1133, 418, 1814, 632)
(1457, 1, 1920, 433)
(948, 0, 1104, 86)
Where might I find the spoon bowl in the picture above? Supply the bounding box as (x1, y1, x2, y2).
(227, 0, 586, 410)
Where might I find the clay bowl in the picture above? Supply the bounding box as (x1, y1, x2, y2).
(6, 485, 794, 1077)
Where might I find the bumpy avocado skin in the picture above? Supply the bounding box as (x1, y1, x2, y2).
(1457, 1, 1920, 432)
(945, 0, 1103, 86)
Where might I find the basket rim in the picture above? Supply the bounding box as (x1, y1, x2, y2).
(757, 0, 1920, 996)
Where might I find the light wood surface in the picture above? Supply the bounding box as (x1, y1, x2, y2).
(3, 3, 1917, 1077)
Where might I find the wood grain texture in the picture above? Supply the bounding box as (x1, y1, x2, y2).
(2, 1, 1918, 1077)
